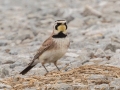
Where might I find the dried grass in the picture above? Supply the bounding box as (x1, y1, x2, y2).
(1, 65, 120, 89)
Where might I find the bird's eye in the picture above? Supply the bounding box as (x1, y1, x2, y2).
(65, 24, 67, 30)
(55, 24, 58, 30)
(55, 23, 61, 30)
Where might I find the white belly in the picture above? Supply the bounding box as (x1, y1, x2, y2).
(39, 38, 69, 64)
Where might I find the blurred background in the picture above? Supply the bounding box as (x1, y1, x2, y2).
(0, 0, 120, 79)
(0, 0, 120, 48)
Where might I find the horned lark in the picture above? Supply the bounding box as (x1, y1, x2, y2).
(20, 20, 70, 75)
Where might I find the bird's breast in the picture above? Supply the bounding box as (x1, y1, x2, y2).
(39, 37, 70, 63)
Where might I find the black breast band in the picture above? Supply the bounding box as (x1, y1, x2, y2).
(52, 32, 67, 38)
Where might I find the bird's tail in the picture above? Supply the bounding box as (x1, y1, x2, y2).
(20, 64, 35, 75)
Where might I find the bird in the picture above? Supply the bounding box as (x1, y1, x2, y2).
(20, 20, 70, 75)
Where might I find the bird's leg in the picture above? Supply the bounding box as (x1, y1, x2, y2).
(54, 61, 60, 71)
(42, 64, 49, 73)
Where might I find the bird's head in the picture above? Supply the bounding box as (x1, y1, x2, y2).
(53, 20, 67, 35)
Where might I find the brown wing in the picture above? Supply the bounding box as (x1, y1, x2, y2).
(34, 37, 54, 60)
(20, 37, 54, 75)
(29, 37, 54, 65)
